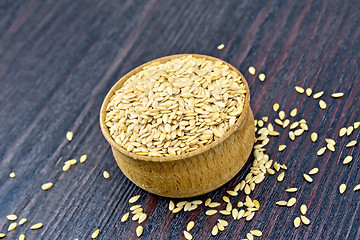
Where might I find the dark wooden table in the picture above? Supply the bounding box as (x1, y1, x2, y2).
(1, 0, 360, 239)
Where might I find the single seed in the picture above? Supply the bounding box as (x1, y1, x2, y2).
(317, 147, 326, 156)
(222, 196, 230, 203)
(303, 174, 313, 183)
(187, 221, 195, 231)
(259, 73, 266, 81)
(276, 201, 288, 206)
(30, 223, 43, 230)
(80, 154, 87, 163)
(205, 198, 211, 206)
(311, 133, 318, 142)
(343, 156, 353, 165)
(267, 168, 275, 175)
(294, 217, 301, 228)
(184, 202, 192, 211)
(339, 184, 346, 194)
(325, 138, 335, 145)
(66, 131, 73, 141)
(308, 168, 319, 175)
(172, 207, 182, 213)
(279, 111, 285, 120)
(62, 163, 71, 172)
(346, 140, 357, 147)
(278, 145, 286, 152)
(130, 205, 141, 211)
(277, 172, 285, 182)
(262, 116, 268, 122)
(248, 66, 256, 75)
(273, 103, 280, 111)
(287, 198, 297, 207)
(283, 119, 290, 128)
(138, 213, 147, 224)
(136, 226, 143, 237)
(294, 129, 304, 136)
(353, 184, 360, 191)
(169, 200, 175, 211)
(275, 119, 283, 126)
(191, 200, 202, 205)
(6, 214, 17, 221)
(289, 131, 295, 141)
(19, 234, 25, 240)
(121, 212, 129, 222)
(206, 210, 218, 216)
(295, 86, 305, 93)
(301, 215, 310, 225)
(211, 225, 219, 236)
(9, 172, 16, 178)
(8, 222, 17, 231)
(227, 190, 238, 196)
(290, 122, 299, 129)
(246, 212, 255, 221)
(354, 122, 360, 129)
(300, 205, 307, 215)
(65, 159, 77, 165)
(290, 108, 298, 117)
(41, 182, 53, 191)
(274, 162, 280, 172)
(247, 232, 254, 240)
(208, 202, 221, 208)
(217, 222, 225, 231)
(232, 208, 238, 220)
(129, 195, 140, 204)
(184, 231, 193, 240)
(286, 188, 298, 193)
(217, 44, 225, 50)
(326, 143, 335, 152)
(226, 202, 233, 212)
(319, 100, 326, 109)
(313, 91, 324, 99)
(0, 233, 5, 238)
(219, 210, 231, 215)
(250, 230, 262, 237)
(339, 127, 347, 137)
(306, 88, 312, 96)
(19, 218, 27, 225)
(331, 92, 344, 98)
(103, 171, 110, 179)
(347, 126, 354, 136)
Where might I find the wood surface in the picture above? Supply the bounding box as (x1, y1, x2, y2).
(1, 0, 360, 239)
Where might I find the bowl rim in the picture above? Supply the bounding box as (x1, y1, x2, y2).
(99, 54, 251, 162)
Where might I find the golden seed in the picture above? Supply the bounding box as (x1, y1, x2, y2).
(217, 44, 225, 50)
(62, 163, 71, 172)
(103, 171, 110, 179)
(121, 212, 129, 222)
(66, 131, 73, 141)
(326, 143, 335, 152)
(129, 195, 140, 204)
(267, 168, 275, 175)
(317, 147, 326, 156)
(353, 184, 360, 191)
(347, 126, 354, 136)
(80, 154, 87, 163)
(343, 156, 353, 165)
(303, 174, 313, 183)
(206, 210, 218, 216)
(9, 172, 16, 178)
(222, 196, 230, 203)
(290, 122, 299, 129)
(308, 168, 319, 175)
(301, 215, 310, 225)
(259, 73, 266, 81)
(0, 233, 6, 238)
(294, 129, 304, 136)
(184, 202, 192, 211)
(319, 100, 326, 109)
(191, 200, 202, 205)
(311, 133, 318, 142)
(279, 111, 285, 120)
(226, 190, 238, 196)
(172, 207, 182, 213)
(313, 91, 324, 99)
(331, 92, 344, 98)
(30, 223, 43, 230)
(208, 202, 221, 208)
(219, 210, 231, 215)
(295, 86, 305, 93)
(217, 222, 225, 231)
(354, 122, 360, 129)
(184, 230, 193, 240)
(247, 232, 254, 240)
(8, 222, 17, 231)
(19, 234, 25, 240)
(41, 182, 53, 191)
(136, 226, 143, 237)
(187, 221, 195, 231)
(169, 200, 175, 211)
(277, 172, 285, 182)
(248, 66, 256, 75)
(262, 116, 268, 122)
(286, 188, 298, 193)
(276, 201, 288, 206)
(339, 127, 347, 137)
(130, 205, 141, 211)
(278, 145, 286, 152)
(211, 225, 218, 236)
(290, 108, 297, 117)
(274, 162, 280, 172)
(6, 214, 17, 221)
(294, 217, 301, 228)
(300, 204, 307, 215)
(306, 88, 312, 96)
(138, 213, 147, 224)
(287, 198, 297, 207)
(275, 119, 283, 126)
(205, 198, 211, 206)
(283, 119, 290, 128)
(226, 202, 233, 212)
(289, 131, 295, 141)
(325, 138, 335, 145)
(273, 103, 280, 111)
(65, 159, 77, 165)
(339, 184, 346, 194)
(250, 230, 262, 237)
(232, 208, 238, 220)
(19, 218, 27, 225)
(346, 140, 357, 147)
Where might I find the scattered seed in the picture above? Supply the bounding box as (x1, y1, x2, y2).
(290, 122, 299, 129)
(138, 213, 147, 224)
(222, 196, 230, 203)
(205, 198, 211, 206)
(219, 210, 231, 215)
(136, 226, 143, 237)
(9, 172, 16, 178)
(354, 122, 360, 129)
(290, 108, 297, 117)
(66, 131, 73, 141)
(283, 119, 290, 128)
(346, 140, 357, 147)
(319, 100, 326, 109)
(289, 131, 295, 141)
(184, 202, 192, 211)
(347, 126, 354, 136)
(339, 127, 347, 137)
(311, 133, 318, 142)
(331, 92, 344, 98)
(65, 159, 77, 165)
(294, 217, 301, 228)
(41, 182, 53, 191)
(169, 201, 175, 211)
(300, 205, 307, 215)
(250, 230, 262, 237)
(208, 202, 221, 208)
(339, 184, 346, 194)
(279, 111, 285, 120)
(295, 86, 304, 93)
(130, 205, 141, 211)
(306, 88, 312, 96)
(275, 119, 283, 126)
(212, 225, 219, 236)
(80, 154, 87, 163)
(308, 168, 319, 175)
(317, 147, 326, 156)
(326, 143, 335, 152)
(19, 234, 25, 240)
(19, 218, 27, 226)
(206, 210, 218, 216)
(287, 198, 297, 207)
(247, 232, 254, 240)
(303, 174, 313, 183)
(259, 73, 266, 81)
(8, 222, 17, 231)
(103, 171, 110, 179)
(294, 129, 304, 136)
(129, 195, 140, 204)
(187, 221, 195, 231)
(276, 201, 288, 206)
(227, 190, 238, 196)
(30, 223, 43, 230)
(286, 188, 298, 193)
(343, 156, 353, 165)
(226, 202, 233, 212)
(6, 214, 17, 221)
(277, 172, 285, 182)
(0, 233, 5, 238)
(278, 145, 286, 152)
(353, 184, 360, 191)
(121, 212, 129, 222)
(301, 215, 310, 225)
(248, 66, 256, 75)
(313, 91, 324, 99)
(184, 230, 193, 240)
(172, 207, 182, 213)
(273, 103, 280, 111)
(217, 44, 225, 50)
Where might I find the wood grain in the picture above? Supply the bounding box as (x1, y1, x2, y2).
(0, 0, 359, 239)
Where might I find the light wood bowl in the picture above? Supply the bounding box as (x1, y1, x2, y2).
(99, 54, 255, 198)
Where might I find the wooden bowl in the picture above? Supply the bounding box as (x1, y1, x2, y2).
(99, 54, 255, 198)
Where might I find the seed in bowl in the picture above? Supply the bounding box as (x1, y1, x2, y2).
(105, 55, 246, 157)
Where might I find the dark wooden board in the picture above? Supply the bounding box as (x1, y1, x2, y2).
(1, 0, 360, 239)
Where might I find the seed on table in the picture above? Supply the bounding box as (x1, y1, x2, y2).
(339, 127, 347, 137)
(184, 202, 192, 211)
(184, 230, 193, 240)
(275, 119, 283, 126)
(227, 190, 238, 196)
(206, 210, 218, 216)
(259, 73, 266, 81)
(19, 234, 25, 240)
(347, 126, 354, 136)
(276, 201, 288, 206)
(331, 92, 344, 98)
(279, 111, 285, 120)
(294, 129, 304, 136)
(262, 116, 268, 122)
(62, 163, 71, 172)
(273, 103, 280, 111)
(306, 88, 312, 96)
(283, 119, 290, 128)
(313, 91, 324, 99)
(172, 207, 182, 213)
(121, 212, 129, 222)
(226, 202, 233, 212)
(253, 200, 260, 209)
(278, 145, 286, 152)
(191, 200, 202, 205)
(286, 188, 298, 193)
(326, 143, 335, 152)
(311, 133, 318, 142)
(317, 147, 326, 156)
(290, 108, 298, 117)
(103, 171, 110, 179)
(303, 174, 313, 183)
(19, 218, 27, 225)
(287, 198, 297, 207)
(277, 172, 285, 182)
(295, 86, 305, 93)
(222, 196, 230, 203)
(130, 205, 141, 211)
(346, 140, 357, 147)
(211, 225, 219, 236)
(138, 213, 147, 224)
(247, 232, 254, 240)
(66, 131, 73, 141)
(294, 217, 301, 228)
(217, 44, 225, 50)
(129, 195, 141, 204)
(132, 208, 143, 214)
(319, 100, 327, 109)
(80, 154, 87, 163)
(205, 198, 211, 206)
(308, 168, 319, 175)
(289, 131, 295, 141)
(30, 223, 43, 230)
(0, 233, 5, 238)
(208, 202, 221, 208)
(267, 168, 275, 175)
(300, 205, 307, 215)
(353, 184, 360, 191)
(232, 208, 238, 220)
(248, 66, 256, 75)
(136, 226, 143, 237)
(290, 122, 299, 129)
(217, 223, 225, 231)
(65, 159, 77, 165)
(343, 156, 353, 165)
(187, 221, 195, 231)
(354, 122, 360, 129)
(6, 214, 17, 221)
(325, 138, 335, 145)
(9, 172, 16, 178)
(219, 210, 231, 215)
(301, 215, 310, 225)
(8, 222, 17, 231)
(274, 162, 280, 172)
(218, 219, 229, 227)
(246, 212, 255, 221)
(339, 184, 346, 194)
(250, 230, 262, 237)
(41, 182, 53, 191)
